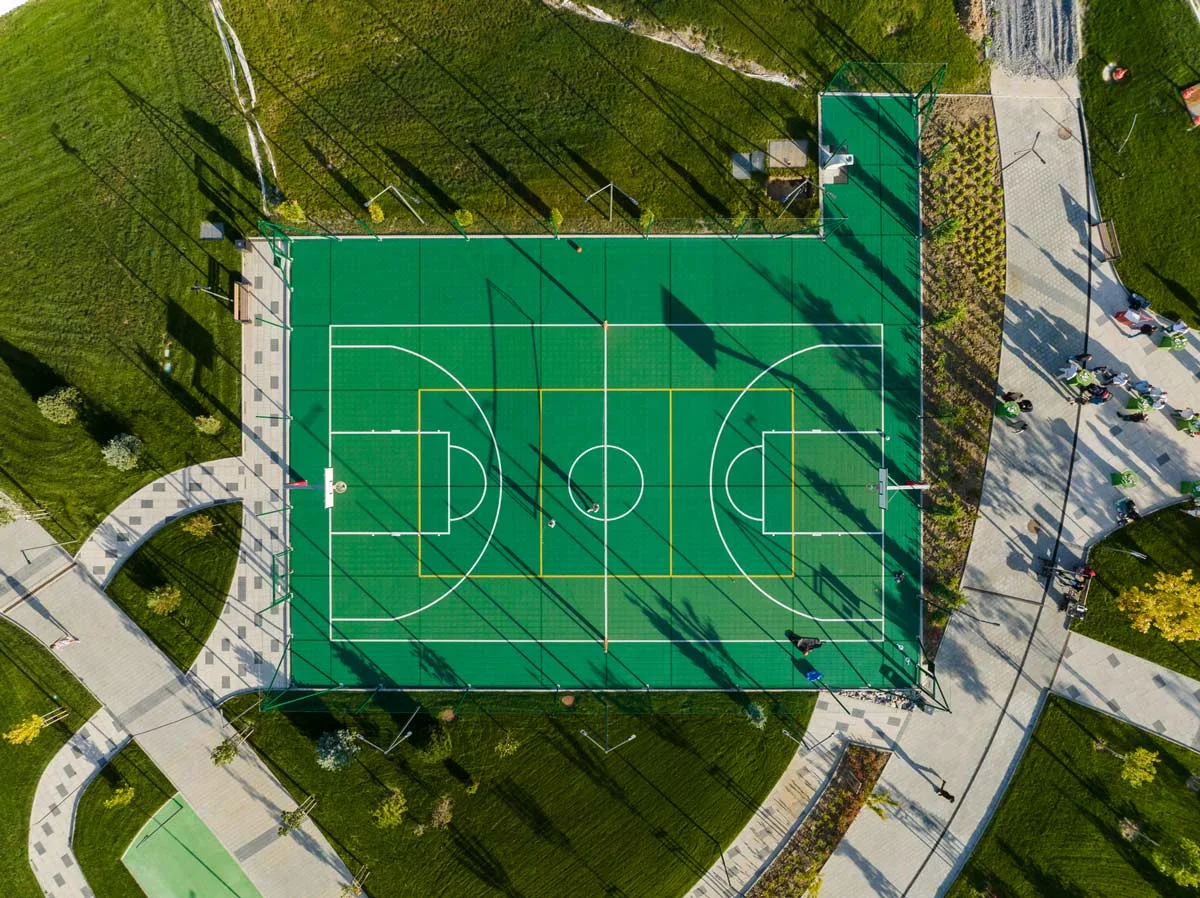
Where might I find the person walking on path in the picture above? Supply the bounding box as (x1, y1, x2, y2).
(1175, 408, 1196, 421)
(1100, 369, 1129, 389)
(1057, 359, 1081, 381)
(935, 781, 957, 803)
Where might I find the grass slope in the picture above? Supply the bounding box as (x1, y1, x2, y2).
(0, 620, 99, 898)
(105, 503, 243, 673)
(1075, 503, 1200, 683)
(73, 742, 174, 898)
(0, 0, 250, 540)
(226, 693, 813, 898)
(949, 696, 1200, 898)
(225, 0, 985, 232)
(1080, 0, 1200, 323)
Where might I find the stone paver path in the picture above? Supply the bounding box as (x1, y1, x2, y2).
(1054, 633, 1200, 750)
(685, 695, 910, 898)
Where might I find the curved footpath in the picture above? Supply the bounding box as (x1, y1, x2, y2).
(815, 69, 1200, 898)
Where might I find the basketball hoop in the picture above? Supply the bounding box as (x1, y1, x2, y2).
(333, 481, 348, 494)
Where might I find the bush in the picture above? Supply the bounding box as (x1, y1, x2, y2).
(211, 738, 239, 766)
(417, 725, 453, 764)
(194, 415, 223, 435)
(494, 732, 520, 758)
(146, 584, 182, 616)
(181, 513, 215, 539)
(453, 209, 474, 230)
(316, 729, 360, 772)
(3, 714, 45, 745)
(37, 386, 83, 425)
(465, 778, 480, 796)
(103, 784, 136, 809)
(429, 794, 454, 829)
(275, 200, 306, 225)
(101, 433, 143, 471)
(368, 201, 385, 223)
(745, 702, 767, 730)
(372, 788, 407, 828)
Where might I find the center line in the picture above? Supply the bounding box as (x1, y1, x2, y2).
(602, 323, 609, 653)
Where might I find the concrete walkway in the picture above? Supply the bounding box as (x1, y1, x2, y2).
(818, 68, 1199, 897)
(684, 695, 910, 898)
(1054, 632, 1200, 750)
(4, 521, 351, 898)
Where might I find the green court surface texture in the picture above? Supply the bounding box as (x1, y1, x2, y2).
(122, 795, 264, 898)
(284, 94, 923, 691)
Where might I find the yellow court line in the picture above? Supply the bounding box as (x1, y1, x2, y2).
(417, 387, 792, 392)
(791, 388, 796, 576)
(538, 390, 544, 578)
(417, 572, 794, 580)
(417, 393, 422, 575)
(668, 388, 674, 577)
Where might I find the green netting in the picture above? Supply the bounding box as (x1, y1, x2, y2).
(824, 61, 946, 98)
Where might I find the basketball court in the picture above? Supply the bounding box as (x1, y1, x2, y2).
(275, 93, 925, 691)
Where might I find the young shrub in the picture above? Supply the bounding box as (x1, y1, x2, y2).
(3, 714, 45, 745)
(275, 200, 306, 225)
(417, 725, 453, 765)
(465, 778, 480, 796)
(194, 415, 223, 436)
(278, 806, 309, 838)
(146, 584, 183, 616)
(548, 207, 564, 236)
(429, 794, 454, 829)
(211, 738, 239, 766)
(103, 784, 136, 809)
(372, 787, 407, 829)
(1120, 748, 1159, 787)
(494, 732, 520, 759)
(181, 513, 215, 539)
(37, 386, 83, 425)
(745, 701, 767, 730)
(316, 729, 361, 772)
(102, 433, 143, 471)
(368, 201, 385, 224)
(453, 209, 474, 230)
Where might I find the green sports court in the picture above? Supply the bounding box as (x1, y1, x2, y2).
(279, 93, 924, 692)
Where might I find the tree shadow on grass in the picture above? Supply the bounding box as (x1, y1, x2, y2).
(0, 333, 61, 402)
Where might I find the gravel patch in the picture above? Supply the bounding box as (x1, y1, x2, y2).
(990, 0, 1080, 77)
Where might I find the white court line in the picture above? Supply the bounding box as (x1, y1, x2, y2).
(723, 445, 763, 522)
(764, 530, 884, 537)
(880, 336, 887, 641)
(330, 344, 503, 621)
(327, 328, 333, 641)
(448, 445, 489, 522)
(329, 322, 884, 329)
(329, 636, 886, 644)
(602, 324, 609, 649)
(330, 429, 446, 435)
(762, 429, 884, 435)
(708, 342, 886, 623)
(334, 529, 450, 537)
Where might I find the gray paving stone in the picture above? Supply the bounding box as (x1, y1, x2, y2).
(1107, 653, 1121, 668)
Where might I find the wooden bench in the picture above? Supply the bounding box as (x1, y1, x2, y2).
(1091, 219, 1121, 262)
(232, 279, 253, 323)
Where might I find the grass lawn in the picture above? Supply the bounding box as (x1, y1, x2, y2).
(949, 696, 1200, 898)
(0, 1, 249, 541)
(0, 619, 99, 898)
(73, 742, 174, 898)
(225, 692, 813, 898)
(1075, 502, 1200, 683)
(1079, 0, 1200, 324)
(225, 0, 985, 233)
(105, 503, 243, 673)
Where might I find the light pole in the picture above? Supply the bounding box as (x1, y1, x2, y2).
(1092, 545, 1148, 561)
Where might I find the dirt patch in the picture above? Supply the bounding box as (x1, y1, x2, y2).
(957, 0, 987, 43)
(919, 97, 1007, 655)
(746, 744, 891, 897)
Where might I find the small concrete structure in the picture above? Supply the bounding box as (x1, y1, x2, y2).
(200, 221, 225, 241)
(731, 150, 766, 180)
(767, 139, 810, 169)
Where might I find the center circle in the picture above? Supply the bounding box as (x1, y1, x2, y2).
(566, 444, 644, 522)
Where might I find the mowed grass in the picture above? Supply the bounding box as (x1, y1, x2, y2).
(225, 0, 985, 233)
(0, 620, 99, 898)
(0, 0, 252, 540)
(1075, 503, 1200, 683)
(73, 742, 175, 898)
(1080, 0, 1200, 323)
(948, 696, 1200, 898)
(105, 503, 243, 673)
(226, 693, 813, 898)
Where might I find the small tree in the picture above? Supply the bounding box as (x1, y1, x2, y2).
(863, 788, 902, 820)
(548, 207, 564, 237)
(37, 386, 83, 425)
(453, 209, 474, 238)
(494, 732, 520, 759)
(1154, 837, 1200, 888)
(639, 207, 656, 237)
(730, 208, 748, 236)
(211, 738, 239, 766)
(744, 701, 767, 730)
(372, 787, 407, 829)
(146, 584, 182, 616)
(368, 201, 385, 223)
(316, 729, 360, 771)
(1121, 748, 1159, 787)
(102, 433, 143, 471)
(194, 415, 223, 436)
(1118, 570, 1200, 642)
(3, 714, 45, 745)
(181, 513, 215, 539)
(0, 506, 16, 527)
(465, 777, 480, 795)
(278, 806, 308, 838)
(103, 784, 136, 809)
(429, 794, 454, 829)
(417, 726, 453, 764)
(276, 200, 306, 225)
